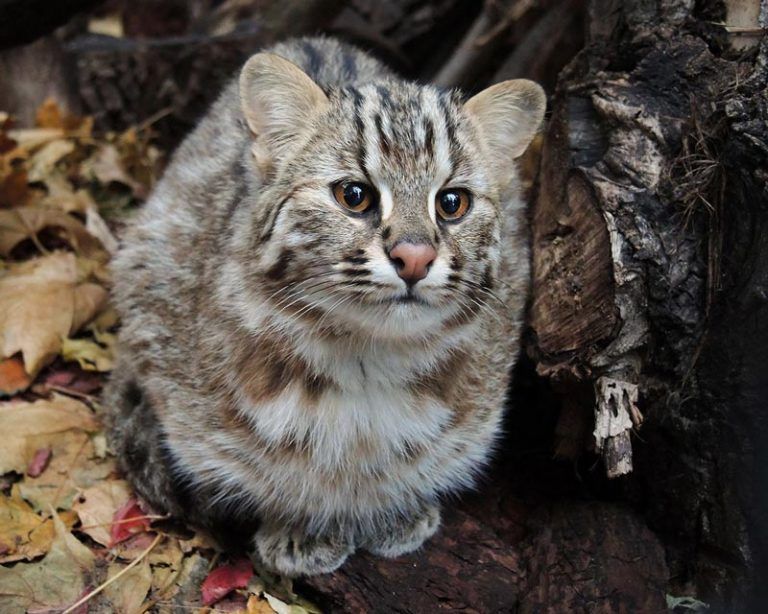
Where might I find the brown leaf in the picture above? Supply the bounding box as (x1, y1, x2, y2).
(0, 166, 29, 208)
(73, 480, 131, 547)
(0, 205, 108, 259)
(19, 430, 114, 511)
(0, 394, 99, 476)
(34, 98, 89, 133)
(0, 509, 95, 611)
(103, 559, 152, 614)
(0, 252, 109, 375)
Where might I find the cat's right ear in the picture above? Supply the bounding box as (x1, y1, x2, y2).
(239, 53, 329, 173)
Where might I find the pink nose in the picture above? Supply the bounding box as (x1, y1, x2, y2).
(388, 242, 437, 285)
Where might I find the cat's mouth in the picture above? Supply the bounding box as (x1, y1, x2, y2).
(367, 289, 431, 307)
(384, 292, 430, 307)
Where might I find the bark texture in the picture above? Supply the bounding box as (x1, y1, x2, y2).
(528, 0, 768, 609)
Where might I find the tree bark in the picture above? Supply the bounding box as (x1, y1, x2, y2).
(528, 0, 768, 609)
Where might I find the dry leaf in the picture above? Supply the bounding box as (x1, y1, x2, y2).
(6, 128, 66, 152)
(0, 486, 77, 563)
(27, 139, 75, 182)
(104, 559, 153, 614)
(62, 336, 114, 371)
(0, 252, 108, 374)
(0, 510, 95, 611)
(19, 429, 114, 511)
(84, 142, 142, 194)
(201, 558, 254, 606)
(0, 355, 32, 395)
(248, 595, 279, 614)
(0, 166, 29, 208)
(0, 205, 108, 259)
(34, 98, 90, 133)
(0, 394, 99, 475)
(73, 479, 131, 546)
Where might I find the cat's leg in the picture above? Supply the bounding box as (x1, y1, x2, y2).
(363, 503, 441, 558)
(253, 523, 354, 577)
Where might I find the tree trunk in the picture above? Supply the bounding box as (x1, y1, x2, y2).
(528, 0, 768, 609)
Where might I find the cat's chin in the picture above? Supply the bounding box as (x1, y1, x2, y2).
(335, 297, 460, 341)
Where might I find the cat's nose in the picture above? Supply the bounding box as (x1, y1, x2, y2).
(388, 242, 437, 285)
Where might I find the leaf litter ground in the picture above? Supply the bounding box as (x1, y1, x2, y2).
(0, 102, 320, 614)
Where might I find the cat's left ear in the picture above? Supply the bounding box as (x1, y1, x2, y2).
(464, 80, 546, 173)
(239, 53, 329, 171)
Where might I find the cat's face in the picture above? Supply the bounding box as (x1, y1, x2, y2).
(239, 54, 545, 340)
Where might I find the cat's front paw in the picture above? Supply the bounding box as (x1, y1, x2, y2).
(253, 524, 353, 577)
(364, 504, 441, 558)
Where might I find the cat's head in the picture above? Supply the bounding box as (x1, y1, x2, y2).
(236, 53, 545, 341)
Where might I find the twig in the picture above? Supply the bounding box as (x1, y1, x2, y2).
(77, 513, 169, 531)
(434, 0, 532, 88)
(62, 533, 163, 614)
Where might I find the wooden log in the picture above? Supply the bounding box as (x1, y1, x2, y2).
(528, 0, 768, 608)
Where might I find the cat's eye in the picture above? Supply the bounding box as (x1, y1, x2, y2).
(332, 181, 377, 214)
(436, 188, 471, 221)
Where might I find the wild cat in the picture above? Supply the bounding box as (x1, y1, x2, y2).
(105, 36, 545, 576)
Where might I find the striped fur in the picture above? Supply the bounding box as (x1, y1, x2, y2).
(105, 36, 545, 576)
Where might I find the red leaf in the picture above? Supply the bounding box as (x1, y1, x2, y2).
(201, 558, 254, 606)
(110, 498, 151, 545)
(26, 447, 52, 477)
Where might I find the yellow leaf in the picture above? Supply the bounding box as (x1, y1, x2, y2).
(62, 336, 114, 372)
(0, 486, 77, 563)
(0, 252, 108, 374)
(104, 559, 152, 614)
(0, 395, 99, 475)
(72, 479, 131, 547)
(0, 507, 95, 612)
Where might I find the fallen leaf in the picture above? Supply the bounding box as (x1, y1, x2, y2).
(0, 508, 95, 611)
(0, 205, 108, 259)
(0, 486, 77, 563)
(104, 559, 152, 614)
(34, 98, 90, 133)
(27, 139, 75, 182)
(111, 498, 152, 545)
(0, 355, 32, 395)
(264, 592, 292, 614)
(26, 447, 52, 477)
(73, 479, 131, 546)
(62, 336, 114, 371)
(0, 394, 98, 475)
(6, 128, 66, 153)
(40, 364, 103, 395)
(85, 206, 119, 254)
(0, 166, 29, 208)
(0, 252, 109, 375)
(83, 143, 142, 194)
(201, 558, 255, 606)
(248, 594, 279, 614)
(19, 430, 114, 511)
